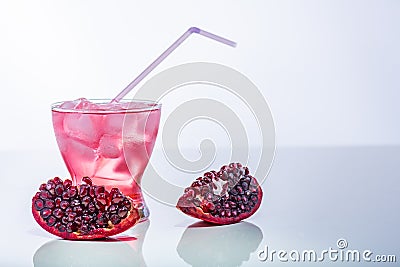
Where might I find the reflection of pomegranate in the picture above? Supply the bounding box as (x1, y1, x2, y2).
(177, 221, 263, 267)
(33, 220, 150, 267)
(177, 163, 263, 224)
(32, 177, 140, 239)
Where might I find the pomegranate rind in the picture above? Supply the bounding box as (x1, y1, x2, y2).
(32, 188, 140, 240)
(177, 185, 263, 225)
(32, 197, 139, 240)
(176, 164, 264, 225)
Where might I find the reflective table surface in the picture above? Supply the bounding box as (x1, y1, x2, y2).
(1, 146, 399, 266)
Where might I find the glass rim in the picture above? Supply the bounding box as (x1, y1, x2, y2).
(51, 98, 161, 114)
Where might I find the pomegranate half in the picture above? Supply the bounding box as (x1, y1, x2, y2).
(177, 163, 263, 224)
(32, 177, 140, 239)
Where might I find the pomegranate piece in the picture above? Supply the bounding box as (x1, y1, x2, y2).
(32, 177, 140, 240)
(177, 163, 263, 224)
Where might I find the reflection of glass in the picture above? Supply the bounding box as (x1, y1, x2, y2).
(52, 99, 161, 219)
(177, 221, 263, 267)
(33, 220, 150, 267)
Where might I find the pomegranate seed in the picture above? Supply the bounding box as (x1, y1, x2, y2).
(110, 214, 121, 225)
(97, 193, 107, 206)
(60, 200, 69, 210)
(66, 222, 77, 233)
(68, 212, 77, 222)
(122, 199, 131, 210)
(70, 199, 80, 207)
(193, 198, 201, 207)
(40, 190, 50, 200)
(94, 186, 105, 196)
(221, 171, 228, 181)
(89, 187, 96, 198)
(204, 172, 215, 179)
(236, 186, 244, 195)
(94, 199, 105, 211)
(47, 216, 56, 226)
(112, 194, 123, 205)
(61, 216, 69, 225)
(110, 188, 120, 195)
(41, 208, 51, 219)
(34, 199, 44, 211)
(63, 179, 72, 189)
(68, 187, 77, 198)
(75, 216, 82, 226)
(55, 197, 62, 207)
(45, 200, 55, 209)
(73, 206, 83, 215)
(82, 215, 91, 222)
(191, 181, 201, 187)
(204, 193, 213, 202)
(53, 208, 64, 219)
(58, 224, 66, 232)
(46, 180, 55, 190)
(226, 209, 232, 217)
(62, 191, 69, 200)
(82, 176, 92, 185)
(79, 185, 88, 197)
(118, 207, 128, 219)
(81, 196, 91, 207)
(205, 202, 215, 212)
(88, 203, 96, 213)
(242, 181, 249, 191)
(53, 177, 63, 185)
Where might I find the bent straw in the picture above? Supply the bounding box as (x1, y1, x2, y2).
(112, 27, 236, 102)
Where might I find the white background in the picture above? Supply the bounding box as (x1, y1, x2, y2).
(0, 0, 399, 150)
(0, 2, 399, 266)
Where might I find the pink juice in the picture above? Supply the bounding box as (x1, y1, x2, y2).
(51, 98, 161, 218)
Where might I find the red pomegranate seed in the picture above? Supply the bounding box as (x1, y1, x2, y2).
(82, 176, 92, 186)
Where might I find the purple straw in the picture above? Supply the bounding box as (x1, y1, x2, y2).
(112, 27, 236, 102)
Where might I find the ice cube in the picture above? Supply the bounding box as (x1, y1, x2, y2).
(68, 138, 97, 161)
(63, 113, 103, 148)
(122, 113, 146, 139)
(84, 101, 102, 110)
(59, 101, 77, 109)
(66, 138, 99, 177)
(122, 139, 149, 178)
(103, 114, 124, 135)
(59, 98, 91, 110)
(98, 134, 122, 159)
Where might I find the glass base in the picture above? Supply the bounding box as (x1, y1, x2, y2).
(137, 204, 150, 222)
